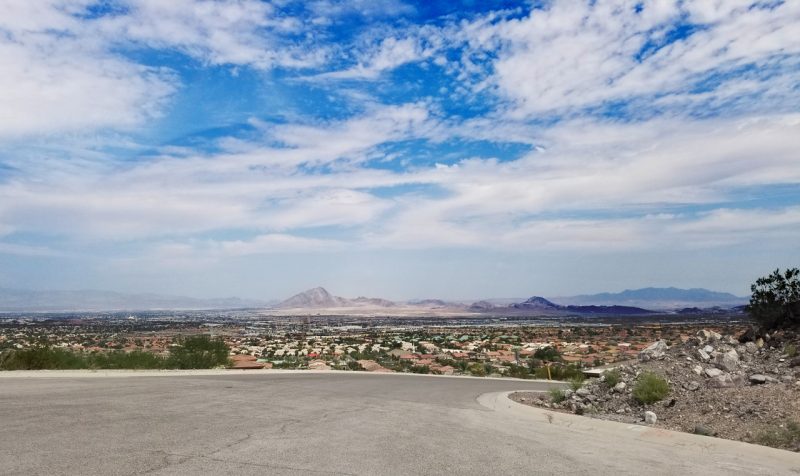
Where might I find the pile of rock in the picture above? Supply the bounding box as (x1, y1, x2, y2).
(512, 327, 800, 450)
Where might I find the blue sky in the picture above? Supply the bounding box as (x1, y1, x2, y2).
(0, 0, 798, 300)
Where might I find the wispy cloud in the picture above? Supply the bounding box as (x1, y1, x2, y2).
(0, 0, 798, 295)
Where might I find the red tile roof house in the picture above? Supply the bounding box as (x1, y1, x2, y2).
(230, 355, 265, 370)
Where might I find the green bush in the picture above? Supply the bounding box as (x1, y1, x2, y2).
(632, 371, 670, 404)
(0, 347, 87, 370)
(0, 336, 231, 371)
(506, 364, 531, 379)
(603, 369, 621, 387)
(468, 363, 487, 377)
(166, 335, 231, 369)
(785, 344, 798, 358)
(532, 363, 584, 380)
(568, 373, 585, 391)
(87, 350, 166, 369)
(754, 421, 800, 450)
(549, 387, 566, 403)
(533, 346, 562, 362)
(747, 268, 800, 330)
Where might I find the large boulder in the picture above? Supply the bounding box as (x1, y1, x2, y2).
(714, 349, 740, 372)
(698, 330, 722, 343)
(639, 340, 669, 361)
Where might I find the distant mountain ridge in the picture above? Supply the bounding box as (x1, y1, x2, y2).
(0, 288, 269, 312)
(507, 296, 654, 315)
(0, 285, 747, 314)
(557, 287, 747, 310)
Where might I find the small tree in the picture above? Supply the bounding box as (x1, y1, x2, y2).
(748, 268, 800, 330)
(534, 346, 561, 362)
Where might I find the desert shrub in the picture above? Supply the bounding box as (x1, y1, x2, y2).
(88, 350, 165, 369)
(785, 343, 798, 358)
(754, 421, 800, 450)
(468, 363, 487, 377)
(549, 387, 566, 403)
(568, 373, 586, 391)
(603, 369, 622, 387)
(506, 364, 531, 379)
(533, 363, 584, 380)
(0, 347, 87, 370)
(409, 364, 430, 374)
(632, 371, 670, 404)
(166, 335, 230, 369)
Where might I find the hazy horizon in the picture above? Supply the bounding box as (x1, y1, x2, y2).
(0, 1, 797, 300)
(0, 280, 750, 304)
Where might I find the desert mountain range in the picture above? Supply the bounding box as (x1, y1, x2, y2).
(274, 286, 747, 315)
(0, 285, 747, 313)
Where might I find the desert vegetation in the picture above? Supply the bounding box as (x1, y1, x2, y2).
(632, 371, 670, 404)
(0, 335, 230, 370)
(748, 267, 800, 330)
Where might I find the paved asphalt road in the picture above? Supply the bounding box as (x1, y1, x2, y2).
(1, 371, 799, 475)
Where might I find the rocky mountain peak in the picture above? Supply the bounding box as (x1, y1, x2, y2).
(277, 287, 344, 308)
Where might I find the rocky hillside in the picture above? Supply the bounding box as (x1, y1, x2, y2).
(512, 328, 800, 451)
(276, 287, 349, 308)
(275, 287, 399, 309)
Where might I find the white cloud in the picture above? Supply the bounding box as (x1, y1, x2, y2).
(0, 0, 334, 139)
(216, 233, 344, 255)
(479, 0, 800, 117)
(321, 1, 800, 116)
(0, 1, 176, 137)
(317, 33, 437, 79)
(97, 0, 325, 69)
(365, 113, 800, 249)
(1, 108, 796, 254)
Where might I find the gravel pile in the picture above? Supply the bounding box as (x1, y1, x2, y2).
(511, 328, 800, 451)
